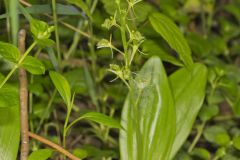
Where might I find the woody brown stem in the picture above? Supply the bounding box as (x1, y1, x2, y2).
(19, 29, 29, 160)
(28, 132, 81, 160)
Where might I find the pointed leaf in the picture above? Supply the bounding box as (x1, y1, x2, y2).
(142, 40, 183, 66)
(28, 149, 53, 160)
(67, 112, 121, 132)
(0, 41, 20, 63)
(67, 0, 92, 20)
(49, 71, 71, 107)
(149, 13, 193, 67)
(169, 63, 208, 158)
(120, 57, 176, 160)
(21, 56, 45, 75)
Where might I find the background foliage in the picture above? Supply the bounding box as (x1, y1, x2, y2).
(0, 0, 240, 160)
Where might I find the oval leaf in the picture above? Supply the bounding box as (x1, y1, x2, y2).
(120, 57, 176, 160)
(149, 13, 193, 67)
(49, 71, 71, 107)
(169, 63, 208, 158)
(21, 56, 45, 75)
(28, 149, 53, 160)
(0, 41, 20, 63)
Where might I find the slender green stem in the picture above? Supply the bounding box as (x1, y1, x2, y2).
(0, 41, 36, 89)
(188, 122, 206, 153)
(63, 93, 75, 148)
(52, 0, 61, 65)
(117, 6, 128, 66)
(29, 48, 42, 133)
(18, 41, 37, 65)
(0, 65, 17, 89)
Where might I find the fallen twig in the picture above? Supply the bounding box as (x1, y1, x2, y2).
(28, 132, 81, 160)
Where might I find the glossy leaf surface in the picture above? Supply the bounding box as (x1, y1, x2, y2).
(149, 13, 193, 67)
(0, 84, 20, 160)
(169, 63, 208, 158)
(120, 57, 176, 160)
(21, 56, 45, 75)
(49, 71, 71, 107)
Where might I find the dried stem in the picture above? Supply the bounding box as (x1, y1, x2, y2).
(28, 132, 81, 160)
(19, 29, 29, 160)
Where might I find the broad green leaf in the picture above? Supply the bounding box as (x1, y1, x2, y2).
(80, 145, 117, 159)
(67, 0, 92, 20)
(73, 148, 88, 159)
(203, 126, 230, 146)
(215, 147, 226, 159)
(0, 84, 19, 108)
(28, 149, 53, 160)
(30, 19, 55, 40)
(49, 71, 71, 107)
(233, 136, 240, 150)
(0, 41, 20, 62)
(21, 56, 45, 75)
(36, 39, 55, 47)
(149, 13, 193, 67)
(199, 105, 219, 122)
(67, 112, 121, 132)
(191, 148, 211, 160)
(120, 57, 176, 160)
(142, 40, 183, 66)
(169, 63, 208, 158)
(0, 84, 20, 160)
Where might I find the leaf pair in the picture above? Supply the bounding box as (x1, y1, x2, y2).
(120, 57, 208, 160)
(0, 41, 45, 75)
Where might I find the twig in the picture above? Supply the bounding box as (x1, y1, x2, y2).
(28, 132, 81, 160)
(19, 29, 29, 160)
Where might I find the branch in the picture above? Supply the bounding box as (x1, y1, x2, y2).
(28, 132, 81, 160)
(18, 29, 29, 160)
